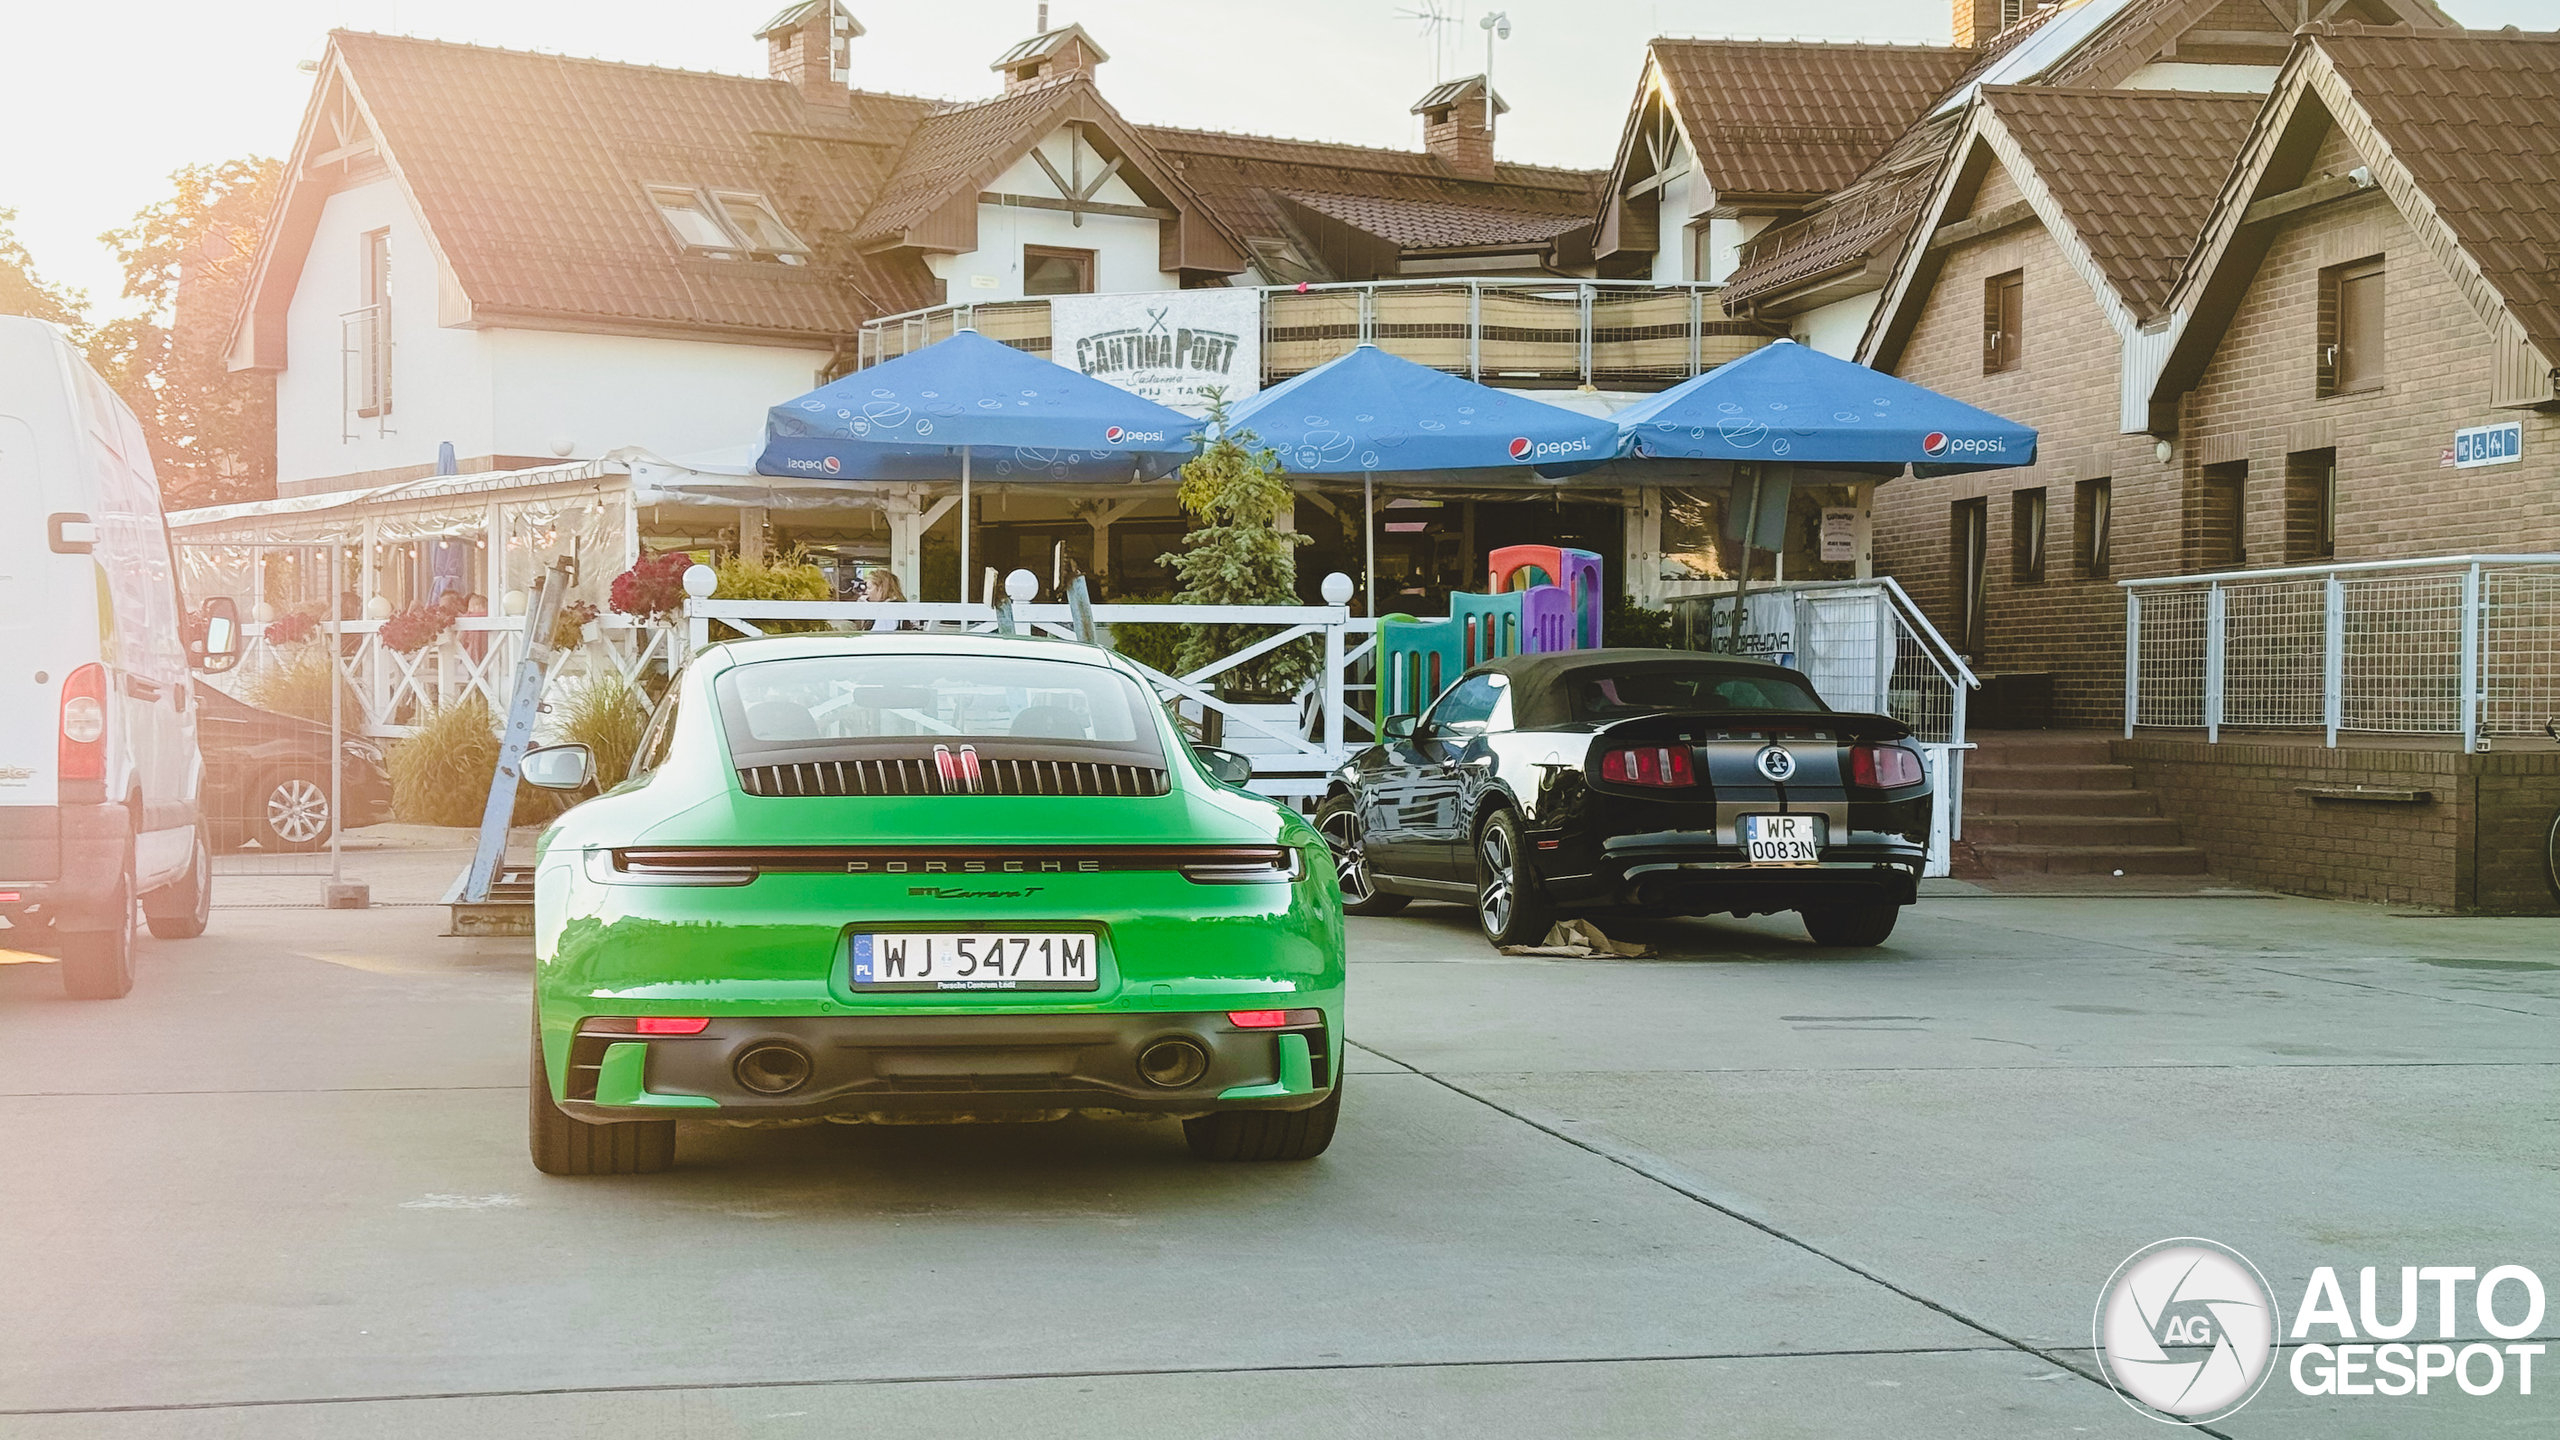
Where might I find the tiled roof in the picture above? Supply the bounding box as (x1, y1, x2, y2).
(1279, 190, 1590, 249)
(329, 31, 940, 338)
(2041, 0, 2224, 89)
(1719, 113, 1963, 310)
(1649, 39, 1977, 198)
(1140, 124, 1601, 264)
(2316, 25, 2560, 361)
(1412, 75, 1508, 116)
(850, 73, 1090, 248)
(1982, 85, 2260, 316)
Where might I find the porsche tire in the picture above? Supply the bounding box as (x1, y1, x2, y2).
(1316, 795, 1408, 917)
(529, 1024, 676, 1176)
(1184, 1077, 1342, 1161)
(1473, 808, 1554, 949)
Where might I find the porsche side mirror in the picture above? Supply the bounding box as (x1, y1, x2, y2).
(1381, 713, 1418, 742)
(1194, 745, 1254, 787)
(521, 743, 595, 791)
(192, 597, 242, 675)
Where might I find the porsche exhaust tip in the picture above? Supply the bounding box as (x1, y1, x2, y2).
(735, 1043, 814, 1095)
(1136, 1037, 1209, 1089)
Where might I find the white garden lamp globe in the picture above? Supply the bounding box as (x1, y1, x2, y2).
(501, 589, 527, 615)
(1005, 569, 1040, 602)
(1320, 572, 1355, 606)
(364, 594, 393, 619)
(681, 564, 718, 599)
(251, 601, 277, 623)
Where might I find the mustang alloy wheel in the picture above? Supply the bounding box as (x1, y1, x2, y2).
(1316, 795, 1408, 916)
(1473, 809, 1553, 948)
(255, 771, 334, 853)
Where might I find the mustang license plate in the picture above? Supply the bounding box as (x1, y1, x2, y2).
(1741, 814, 1823, 865)
(851, 932, 1100, 992)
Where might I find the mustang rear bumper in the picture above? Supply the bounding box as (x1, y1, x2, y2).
(552, 1010, 1338, 1123)
(1544, 839, 1923, 912)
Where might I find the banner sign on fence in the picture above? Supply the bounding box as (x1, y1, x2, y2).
(2453, 420, 2523, 469)
(1050, 289, 1261, 417)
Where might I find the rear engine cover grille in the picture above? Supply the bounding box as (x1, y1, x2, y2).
(738, 758, 1170, 798)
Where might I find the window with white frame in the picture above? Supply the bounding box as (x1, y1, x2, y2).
(342, 227, 393, 437)
(647, 186, 808, 263)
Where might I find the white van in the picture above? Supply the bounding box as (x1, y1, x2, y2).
(0, 316, 238, 998)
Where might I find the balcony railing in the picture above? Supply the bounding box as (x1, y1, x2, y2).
(855, 280, 1783, 391)
(2122, 555, 2560, 749)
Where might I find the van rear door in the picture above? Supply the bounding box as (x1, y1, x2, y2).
(0, 413, 60, 814)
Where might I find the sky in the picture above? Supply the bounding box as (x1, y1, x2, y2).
(2, 0, 2551, 324)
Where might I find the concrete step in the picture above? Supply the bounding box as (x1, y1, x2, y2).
(1971, 844, 2211, 876)
(1961, 762, 2141, 791)
(1965, 737, 2118, 766)
(1966, 787, 2161, 817)
(1966, 814, 2189, 847)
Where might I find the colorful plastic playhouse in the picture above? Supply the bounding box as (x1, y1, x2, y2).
(1374, 546, 1602, 721)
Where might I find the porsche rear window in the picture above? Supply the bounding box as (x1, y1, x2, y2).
(716, 653, 1163, 759)
(1565, 666, 1825, 721)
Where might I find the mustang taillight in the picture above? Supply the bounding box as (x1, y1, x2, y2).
(1850, 743, 1926, 788)
(1600, 745, 1694, 787)
(60, 663, 107, 783)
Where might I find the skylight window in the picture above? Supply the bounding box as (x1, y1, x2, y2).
(646, 185, 808, 263)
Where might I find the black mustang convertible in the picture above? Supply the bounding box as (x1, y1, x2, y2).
(1316, 650, 1934, 949)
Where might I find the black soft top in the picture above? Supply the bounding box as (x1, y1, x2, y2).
(1466, 648, 1820, 730)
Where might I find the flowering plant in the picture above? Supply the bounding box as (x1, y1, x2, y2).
(551, 599, 600, 651)
(263, 608, 320, 645)
(379, 603, 457, 655)
(610, 550, 693, 621)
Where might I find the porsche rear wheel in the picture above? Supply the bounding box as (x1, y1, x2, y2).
(1474, 809, 1554, 949)
(1184, 1077, 1342, 1161)
(529, 1023, 676, 1176)
(1317, 795, 1408, 916)
(1800, 896, 1902, 948)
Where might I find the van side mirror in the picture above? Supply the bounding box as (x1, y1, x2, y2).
(520, 743, 595, 792)
(192, 596, 242, 674)
(1381, 713, 1418, 742)
(1193, 745, 1254, 787)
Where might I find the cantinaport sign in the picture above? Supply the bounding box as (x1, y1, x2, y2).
(1052, 289, 1261, 417)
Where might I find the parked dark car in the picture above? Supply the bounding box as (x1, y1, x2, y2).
(1316, 650, 1934, 949)
(192, 681, 393, 852)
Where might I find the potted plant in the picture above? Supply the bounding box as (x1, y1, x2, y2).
(1157, 392, 1314, 706)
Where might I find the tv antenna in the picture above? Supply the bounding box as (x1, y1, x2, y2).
(1392, 1, 1466, 84)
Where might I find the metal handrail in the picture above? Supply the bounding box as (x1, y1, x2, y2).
(2119, 554, 2560, 587)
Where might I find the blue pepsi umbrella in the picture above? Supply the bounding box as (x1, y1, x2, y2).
(1612, 339, 2036, 477)
(1222, 345, 1620, 614)
(758, 330, 1203, 597)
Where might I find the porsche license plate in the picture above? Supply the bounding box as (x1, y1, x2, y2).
(851, 932, 1099, 991)
(1742, 814, 1823, 865)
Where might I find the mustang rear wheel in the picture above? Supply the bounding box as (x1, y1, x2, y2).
(1316, 795, 1408, 916)
(1184, 1076, 1342, 1161)
(528, 1023, 676, 1176)
(1800, 897, 1903, 948)
(1473, 809, 1554, 948)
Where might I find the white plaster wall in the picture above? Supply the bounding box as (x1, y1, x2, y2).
(277, 177, 492, 486)
(1645, 135, 1702, 284)
(942, 127, 1175, 302)
(1791, 292, 1880, 359)
(2120, 63, 2279, 92)
(487, 329, 830, 462)
(1704, 214, 1775, 287)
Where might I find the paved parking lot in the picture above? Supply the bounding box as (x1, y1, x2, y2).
(1, 849, 2551, 1438)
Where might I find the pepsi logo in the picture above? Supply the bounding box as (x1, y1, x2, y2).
(1508, 436, 1534, 461)
(822, 455, 841, 474)
(1105, 426, 1125, 442)
(1920, 432, 2008, 457)
(1923, 431, 1949, 457)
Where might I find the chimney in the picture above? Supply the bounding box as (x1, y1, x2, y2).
(992, 22, 1109, 93)
(757, 1, 863, 103)
(1413, 77, 1505, 181)
(1952, 0, 2006, 48)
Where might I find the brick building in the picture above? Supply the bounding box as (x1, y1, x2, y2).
(1859, 23, 2560, 910)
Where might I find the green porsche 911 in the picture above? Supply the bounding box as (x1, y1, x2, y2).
(520, 632, 1346, 1175)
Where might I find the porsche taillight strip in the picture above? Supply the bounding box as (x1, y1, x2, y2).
(596, 844, 1303, 885)
(736, 758, 1169, 798)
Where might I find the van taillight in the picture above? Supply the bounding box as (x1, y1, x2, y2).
(1600, 745, 1694, 787)
(1850, 743, 1924, 788)
(60, 664, 107, 782)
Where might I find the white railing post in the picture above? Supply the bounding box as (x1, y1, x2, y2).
(1688, 287, 1704, 377)
(2460, 561, 2482, 752)
(1577, 283, 1594, 385)
(1322, 617, 1345, 764)
(1467, 281, 1483, 382)
(2322, 572, 2343, 747)
(2204, 583, 2227, 743)
(2123, 588, 2141, 738)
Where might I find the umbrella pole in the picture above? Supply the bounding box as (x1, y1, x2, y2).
(1363, 472, 1376, 619)
(960, 445, 972, 606)
(1729, 467, 1764, 656)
